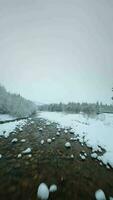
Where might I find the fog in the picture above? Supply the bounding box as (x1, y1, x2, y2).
(0, 0, 113, 104)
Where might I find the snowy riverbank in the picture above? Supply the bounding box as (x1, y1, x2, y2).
(39, 112, 113, 168)
(0, 114, 27, 138)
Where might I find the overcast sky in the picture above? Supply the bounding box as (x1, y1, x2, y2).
(0, 0, 113, 104)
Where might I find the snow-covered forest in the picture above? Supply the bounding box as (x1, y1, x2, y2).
(39, 102, 113, 115)
(0, 84, 36, 118)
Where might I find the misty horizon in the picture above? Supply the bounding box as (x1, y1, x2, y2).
(0, 0, 113, 104)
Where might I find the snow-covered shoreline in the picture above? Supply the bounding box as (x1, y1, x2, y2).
(0, 114, 15, 121)
(0, 118, 27, 138)
(38, 111, 113, 168)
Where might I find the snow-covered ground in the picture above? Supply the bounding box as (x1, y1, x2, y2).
(39, 112, 113, 168)
(0, 114, 15, 121)
(0, 119, 27, 138)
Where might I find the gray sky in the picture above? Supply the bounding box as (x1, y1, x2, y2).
(0, 0, 113, 104)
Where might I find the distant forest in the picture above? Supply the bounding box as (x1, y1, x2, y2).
(39, 102, 113, 115)
(0, 85, 36, 118)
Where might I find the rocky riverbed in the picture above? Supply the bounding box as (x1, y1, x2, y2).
(0, 117, 113, 200)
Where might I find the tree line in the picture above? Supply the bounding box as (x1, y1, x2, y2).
(0, 84, 36, 118)
(39, 102, 113, 115)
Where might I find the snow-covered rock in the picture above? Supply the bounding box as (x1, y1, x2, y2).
(49, 184, 57, 193)
(56, 132, 60, 136)
(91, 153, 97, 159)
(28, 154, 32, 158)
(57, 128, 61, 132)
(69, 129, 75, 134)
(0, 119, 27, 138)
(38, 112, 113, 168)
(46, 122, 51, 126)
(41, 140, 44, 145)
(52, 137, 55, 141)
(0, 154, 2, 159)
(80, 154, 86, 160)
(11, 138, 18, 143)
(17, 154, 22, 158)
(22, 148, 31, 154)
(70, 154, 74, 159)
(106, 165, 110, 169)
(37, 183, 49, 200)
(95, 189, 106, 200)
(47, 139, 52, 143)
(64, 129, 68, 133)
(21, 139, 26, 142)
(84, 152, 87, 157)
(39, 128, 43, 131)
(70, 137, 76, 141)
(65, 142, 71, 148)
(100, 162, 103, 166)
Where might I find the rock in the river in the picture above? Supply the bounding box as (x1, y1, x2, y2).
(46, 122, 51, 126)
(11, 138, 18, 143)
(70, 154, 74, 159)
(41, 140, 44, 145)
(64, 129, 68, 134)
(21, 139, 26, 142)
(65, 142, 71, 148)
(80, 154, 86, 160)
(69, 129, 75, 134)
(22, 148, 31, 154)
(17, 154, 22, 158)
(39, 128, 43, 131)
(49, 184, 57, 193)
(56, 132, 60, 136)
(95, 189, 106, 200)
(47, 139, 52, 143)
(91, 153, 97, 159)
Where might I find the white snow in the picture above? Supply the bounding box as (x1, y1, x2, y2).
(65, 142, 71, 148)
(0, 119, 27, 138)
(39, 112, 113, 168)
(22, 148, 31, 154)
(0, 154, 2, 159)
(0, 114, 15, 121)
(49, 184, 57, 192)
(91, 153, 97, 159)
(37, 183, 49, 200)
(95, 189, 106, 200)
